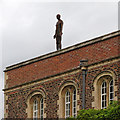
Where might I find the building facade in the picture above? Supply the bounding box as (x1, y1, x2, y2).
(4, 30, 120, 119)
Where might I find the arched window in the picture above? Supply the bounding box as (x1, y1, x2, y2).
(33, 99, 38, 119)
(72, 89, 76, 117)
(65, 90, 70, 118)
(26, 91, 46, 119)
(109, 80, 114, 103)
(58, 83, 78, 118)
(101, 81, 107, 109)
(92, 72, 117, 109)
(31, 96, 44, 119)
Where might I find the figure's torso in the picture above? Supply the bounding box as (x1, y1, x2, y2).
(56, 20, 63, 36)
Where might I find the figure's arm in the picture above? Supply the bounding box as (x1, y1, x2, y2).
(60, 20, 63, 36)
(53, 26, 57, 39)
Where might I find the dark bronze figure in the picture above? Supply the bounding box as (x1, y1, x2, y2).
(53, 14, 63, 50)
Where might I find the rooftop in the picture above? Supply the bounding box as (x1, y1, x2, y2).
(5, 30, 120, 72)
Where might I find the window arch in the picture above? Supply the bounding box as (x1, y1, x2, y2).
(58, 81, 79, 118)
(92, 71, 117, 109)
(26, 90, 46, 118)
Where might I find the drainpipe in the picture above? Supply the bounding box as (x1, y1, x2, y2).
(80, 60, 88, 109)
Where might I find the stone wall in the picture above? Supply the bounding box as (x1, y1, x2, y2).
(4, 59, 120, 118)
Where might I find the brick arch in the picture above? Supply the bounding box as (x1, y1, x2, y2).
(92, 70, 118, 109)
(26, 89, 46, 118)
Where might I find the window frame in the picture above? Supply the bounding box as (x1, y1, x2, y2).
(58, 82, 78, 118)
(92, 72, 117, 109)
(109, 80, 114, 103)
(72, 89, 77, 117)
(65, 90, 70, 118)
(33, 98, 38, 119)
(101, 81, 107, 109)
(40, 97, 44, 119)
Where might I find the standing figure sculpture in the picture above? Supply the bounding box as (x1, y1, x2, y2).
(53, 14, 63, 50)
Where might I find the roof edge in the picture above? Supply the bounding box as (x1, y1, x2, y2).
(4, 30, 120, 72)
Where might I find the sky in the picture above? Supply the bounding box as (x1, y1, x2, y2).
(0, 0, 119, 119)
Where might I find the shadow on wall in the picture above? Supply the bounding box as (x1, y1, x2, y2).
(118, 1, 120, 30)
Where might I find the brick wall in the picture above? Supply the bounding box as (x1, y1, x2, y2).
(6, 35, 119, 88)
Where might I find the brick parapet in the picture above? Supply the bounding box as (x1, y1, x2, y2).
(4, 31, 120, 88)
(5, 30, 120, 72)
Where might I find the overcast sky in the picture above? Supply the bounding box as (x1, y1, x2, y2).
(0, 0, 119, 119)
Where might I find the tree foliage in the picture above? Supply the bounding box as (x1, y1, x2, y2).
(66, 101, 120, 120)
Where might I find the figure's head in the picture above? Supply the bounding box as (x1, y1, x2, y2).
(56, 14, 61, 20)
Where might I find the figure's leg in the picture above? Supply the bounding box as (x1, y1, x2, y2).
(58, 36, 61, 50)
(57, 42, 59, 50)
(56, 36, 61, 50)
(60, 38, 61, 49)
(56, 37, 59, 50)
